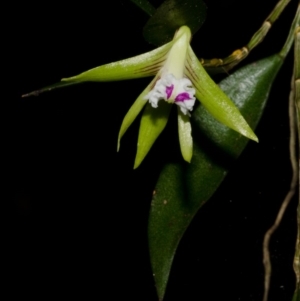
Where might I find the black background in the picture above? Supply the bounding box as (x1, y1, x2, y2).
(10, 0, 298, 300)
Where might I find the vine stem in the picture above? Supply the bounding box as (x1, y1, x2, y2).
(262, 78, 298, 301)
(292, 20, 300, 301)
(262, 5, 300, 301)
(201, 0, 292, 73)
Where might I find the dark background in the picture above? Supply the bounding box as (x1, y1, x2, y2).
(10, 0, 298, 300)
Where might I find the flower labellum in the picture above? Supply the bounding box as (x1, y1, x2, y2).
(145, 74, 196, 116)
(56, 26, 258, 168)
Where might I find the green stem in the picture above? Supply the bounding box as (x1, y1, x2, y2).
(261, 6, 300, 301)
(293, 20, 300, 299)
(279, 3, 300, 58)
(262, 6, 300, 301)
(247, 0, 292, 50)
(201, 0, 292, 73)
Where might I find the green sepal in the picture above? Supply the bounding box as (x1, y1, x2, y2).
(118, 75, 159, 150)
(177, 108, 193, 163)
(187, 46, 258, 142)
(61, 43, 172, 83)
(134, 101, 172, 169)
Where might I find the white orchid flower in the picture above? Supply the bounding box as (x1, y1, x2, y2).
(51, 26, 257, 168)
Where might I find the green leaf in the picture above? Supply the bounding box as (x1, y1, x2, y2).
(130, 0, 156, 16)
(143, 0, 207, 46)
(134, 101, 172, 169)
(148, 54, 283, 301)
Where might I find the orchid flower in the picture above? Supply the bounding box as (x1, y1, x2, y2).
(60, 26, 258, 168)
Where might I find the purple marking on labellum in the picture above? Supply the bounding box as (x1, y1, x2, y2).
(165, 85, 174, 99)
(175, 92, 191, 102)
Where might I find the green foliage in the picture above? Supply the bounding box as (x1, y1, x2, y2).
(143, 0, 207, 46)
(148, 54, 283, 300)
(130, 0, 156, 16)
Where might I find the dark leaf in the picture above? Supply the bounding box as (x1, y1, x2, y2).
(143, 0, 207, 46)
(148, 54, 283, 300)
(130, 0, 156, 16)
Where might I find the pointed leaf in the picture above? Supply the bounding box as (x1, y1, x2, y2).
(149, 54, 283, 300)
(134, 101, 172, 169)
(143, 0, 207, 46)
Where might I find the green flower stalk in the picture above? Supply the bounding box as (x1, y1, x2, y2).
(56, 26, 258, 168)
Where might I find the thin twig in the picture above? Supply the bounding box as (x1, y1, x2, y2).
(201, 0, 292, 73)
(293, 24, 300, 296)
(262, 74, 298, 301)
